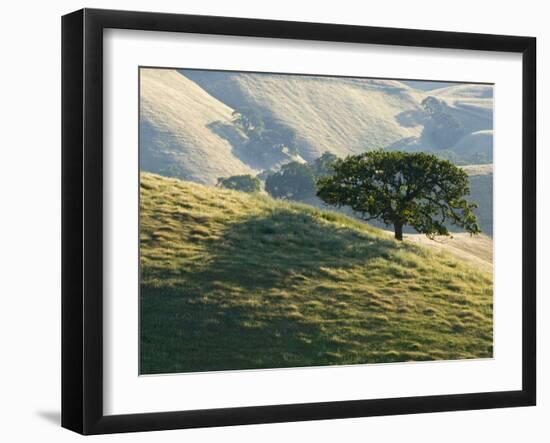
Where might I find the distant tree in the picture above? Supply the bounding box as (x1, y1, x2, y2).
(317, 151, 480, 240)
(263, 121, 298, 155)
(265, 162, 316, 200)
(421, 96, 445, 115)
(232, 109, 299, 165)
(468, 151, 491, 165)
(232, 107, 265, 135)
(434, 149, 461, 165)
(421, 96, 466, 149)
(217, 174, 261, 193)
(311, 152, 338, 178)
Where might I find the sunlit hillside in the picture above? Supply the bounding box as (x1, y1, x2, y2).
(139, 69, 494, 186)
(140, 68, 255, 184)
(183, 70, 426, 161)
(140, 173, 493, 374)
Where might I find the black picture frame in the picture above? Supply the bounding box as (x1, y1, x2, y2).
(62, 8, 536, 435)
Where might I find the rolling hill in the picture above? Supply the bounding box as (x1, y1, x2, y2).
(140, 68, 255, 184)
(454, 130, 493, 162)
(430, 84, 493, 136)
(139, 68, 494, 186)
(464, 163, 493, 236)
(363, 81, 493, 163)
(181, 70, 493, 159)
(406, 233, 493, 274)
(140, 173, 493, 374)
(181, 70, 425, 161)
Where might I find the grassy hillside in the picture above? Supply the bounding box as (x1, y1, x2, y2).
(182, 70, 493, 157)
(454, 131, 493, 163)
(430, 84, 493, 98)
(140, 69, 494, 185)
(431, 84, 493, 133)
(140, 68, 255, 184)
(384, 83, 493, 163)
(181, 70, 425, 160)
(406, 233, 493, 274)
(140, 173, 493, 374)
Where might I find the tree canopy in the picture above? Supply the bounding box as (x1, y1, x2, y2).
(232, 107, 265, 135)
(421, 96, 466, 149)
(316, 151, 480, 240)
(217, 174, 262, 193)
(310, 151, 338, 178)
(265, 162, 316, 200)
(232, 108, 298, 168)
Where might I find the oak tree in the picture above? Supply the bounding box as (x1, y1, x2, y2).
(217, 174, 261, 193)
(316, 151, 480, 240)
(265, 162, 316, 200)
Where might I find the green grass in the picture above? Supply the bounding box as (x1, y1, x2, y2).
(140, 172, 493, 374)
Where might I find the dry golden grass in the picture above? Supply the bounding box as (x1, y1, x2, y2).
(140, 68, 255, 184)
(187, 73, 425, 160)
(140, 69, 494, 185)
(404, 233, 493, 274)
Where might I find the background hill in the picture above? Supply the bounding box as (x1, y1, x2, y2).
(181, 69, 493, 164)
(139, 68, 493, 235)
(400, 80, 460, 91)
(406, 232, 493, 274)
(140, 69, 493, 180)
(453, 130, 493, 162)
(140, 173, 493, 374)
(140, 68, 255, 184)
(463, 163, 493, 236)
(182, 70, 425, 161)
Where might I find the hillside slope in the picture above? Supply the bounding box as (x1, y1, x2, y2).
(182, 70, 425, 160)
(464, 163, 493, 236)
(378, 82, 493, 161)
(406, 233, 493, 274)
(431, 84, 493, 134)
(454, 130, 494, 161)
(140, 173, 493, 374)
(182, 70, 493, 158)
(140, 68, 255, 184)
(140, 69, 494, 185)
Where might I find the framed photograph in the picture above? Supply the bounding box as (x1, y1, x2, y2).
(62, 8, 536, 435)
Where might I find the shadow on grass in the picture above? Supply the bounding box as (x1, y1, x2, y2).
(196, 208, 396, 291)
(140, 208, 400, 374)
(394, 109, 427, 128)
(141, 285, 343, 374)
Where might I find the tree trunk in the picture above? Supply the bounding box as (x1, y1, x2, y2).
(394, 222, 403, 241)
